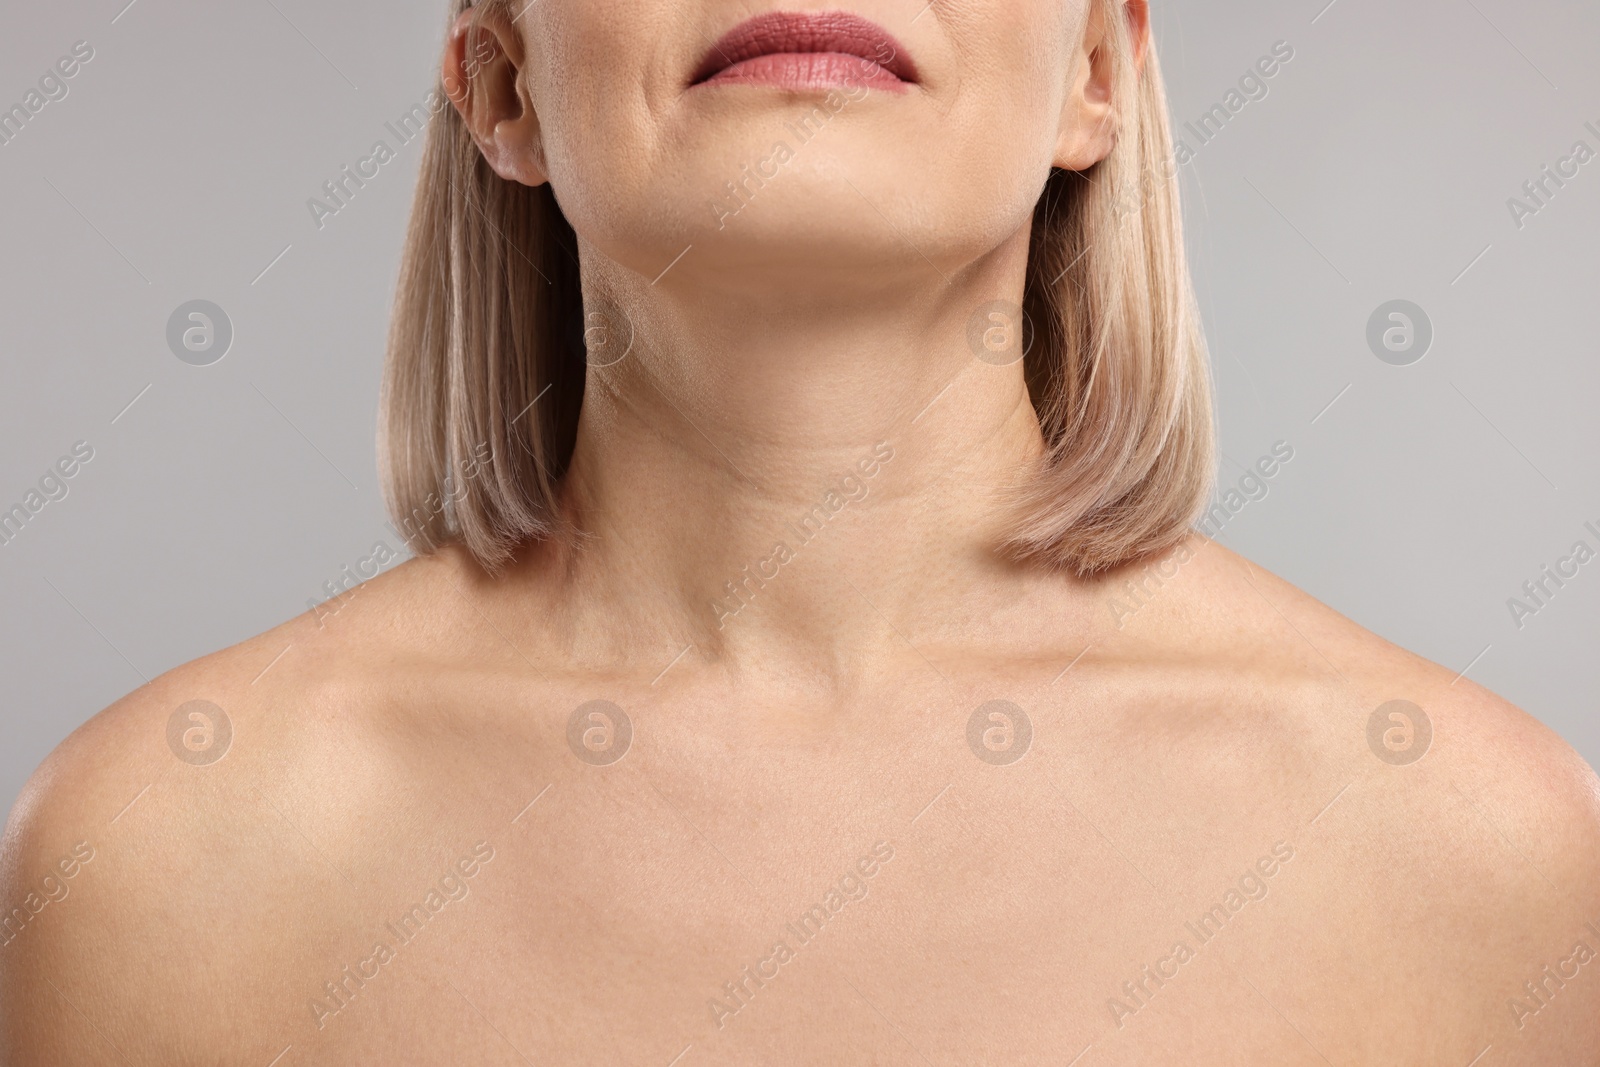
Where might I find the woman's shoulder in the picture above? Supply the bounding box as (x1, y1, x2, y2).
(0, 546, 510, 1057)
(5, 543, 508, 832)
(1150, 541, 1598, 970)
(11, 546, 467, 784)
(1138, 534, 1600, 826)
(1084, 536, 1600, 1050)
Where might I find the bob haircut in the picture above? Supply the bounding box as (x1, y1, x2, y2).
(381, 0, 1215, 577)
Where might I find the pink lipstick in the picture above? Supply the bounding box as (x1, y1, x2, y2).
(692, 11, 917, 93)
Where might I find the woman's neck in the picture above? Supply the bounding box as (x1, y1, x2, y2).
(523, 226, 1081, 685)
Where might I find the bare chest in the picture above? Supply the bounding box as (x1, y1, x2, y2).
(267, 738, 1478, 1067)
(232, 682, 1545, 1066)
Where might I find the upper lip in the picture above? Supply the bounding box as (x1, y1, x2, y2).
(691, 10, 918, 85)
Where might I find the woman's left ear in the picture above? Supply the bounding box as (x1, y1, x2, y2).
(443, 6, 549, 186)
(1052, 0, 1150, 172)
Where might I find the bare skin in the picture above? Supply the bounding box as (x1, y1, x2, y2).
(3, 532, 1599, 1065)
(4, 0, 1600, 1063)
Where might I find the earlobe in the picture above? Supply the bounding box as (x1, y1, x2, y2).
(443, 7, 548, 186)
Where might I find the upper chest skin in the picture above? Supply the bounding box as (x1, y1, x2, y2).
(93, 655, 1575, 1067)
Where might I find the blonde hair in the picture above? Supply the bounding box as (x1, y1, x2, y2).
(381, 0, 1214, 576)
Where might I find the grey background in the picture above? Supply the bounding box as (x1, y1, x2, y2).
(1, 0, 1595, 819)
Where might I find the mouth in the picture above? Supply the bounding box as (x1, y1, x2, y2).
(691, 11, 918, 92)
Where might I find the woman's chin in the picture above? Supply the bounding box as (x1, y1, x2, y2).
(570, 176, 1026, 293)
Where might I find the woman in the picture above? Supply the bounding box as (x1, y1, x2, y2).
(4, 0, 1597, 1063)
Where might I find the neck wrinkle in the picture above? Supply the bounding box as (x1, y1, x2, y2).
(520, 223, 1071, 685)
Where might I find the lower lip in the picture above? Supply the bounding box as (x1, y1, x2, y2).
(698, 52, 909, 93)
